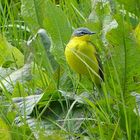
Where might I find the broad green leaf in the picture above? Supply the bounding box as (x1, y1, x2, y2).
(21, 0, 42, 32)
(0, 63, 32, 93)
(0, 118, 12, 140)
(134, 23, 140, 47)
(0, 34, 24, 68)
(59, 90, 90, 104)
(43, 1, 71, 66)
(0, 67, 14, 80)
(30, 66, 49, 89)
(15, 116, 66, 139)
(106, 15, 140, 94)
(116, 0, 140, 17)
(86, 0, 117, 55)
(37, 29, 58, 70)
(12, 94, 43, 116)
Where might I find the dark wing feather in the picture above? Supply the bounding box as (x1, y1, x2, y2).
(88, 41, 104, 81)
(95, 52, 104, 81)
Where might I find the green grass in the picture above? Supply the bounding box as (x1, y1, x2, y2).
(0, 0, 140, 139)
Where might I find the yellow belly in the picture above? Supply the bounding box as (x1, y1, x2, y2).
(65, 39, 99, 83)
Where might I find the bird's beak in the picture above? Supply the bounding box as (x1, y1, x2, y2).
(90, 32, 96, 35)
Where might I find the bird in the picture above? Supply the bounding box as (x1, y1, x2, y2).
(65, 27, 103, 87)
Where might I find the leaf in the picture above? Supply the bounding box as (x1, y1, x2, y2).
(12, 94, 43, 116)
(0, 67, 14, 80)
(40, 134, 66, 140)
(12, 91, 88, 139)
(131, 92, 140, 115)
(59, 90, 90, 104)
(0, 34, 24, 68)
(37, 29, 58, 71)
(85, 0, 118, 57)
(106, 14, 140, 95)
(14, 116, 66, 139)
(116, 0, 140, 17)
(43, 1, 71, 65)
(0, 118, 12, 140)
(86, 122, 122, 140)
(134, 23, 140, 47)
(119, 102, 140, 138)
(21, 0, 42, 32)
(12, 82, 29, 97)
(59, 0, 91, 27)
(0, 63, 32, 93)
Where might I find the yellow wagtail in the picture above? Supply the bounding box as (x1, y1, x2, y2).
(65, 27, 103, 86)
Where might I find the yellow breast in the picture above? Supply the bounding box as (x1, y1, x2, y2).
(65, 36, 99, 83)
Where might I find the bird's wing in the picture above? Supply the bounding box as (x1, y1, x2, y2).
(95, 52, 104, 81)
(89, 41, 104, 81)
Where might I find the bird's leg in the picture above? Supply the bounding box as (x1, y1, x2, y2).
(75, 74, 81, 94)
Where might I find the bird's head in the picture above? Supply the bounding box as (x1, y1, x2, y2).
(72, 27, 95, 41)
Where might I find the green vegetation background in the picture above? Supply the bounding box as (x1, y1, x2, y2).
(0, 0, 140, 139)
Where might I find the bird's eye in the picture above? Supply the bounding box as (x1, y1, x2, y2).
(80, 31, 86, 35)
